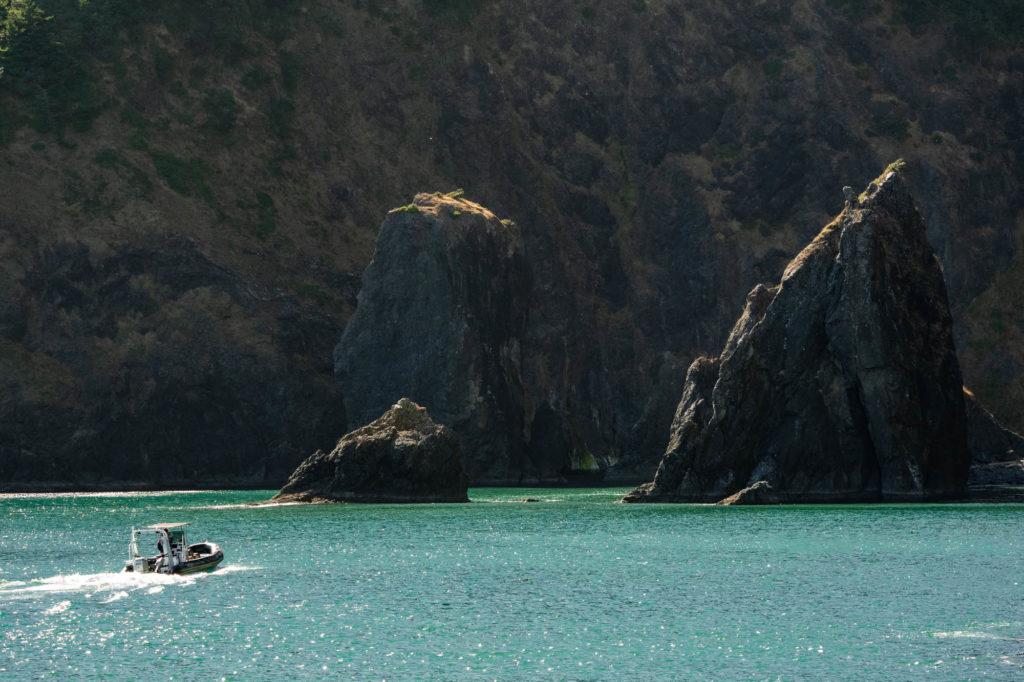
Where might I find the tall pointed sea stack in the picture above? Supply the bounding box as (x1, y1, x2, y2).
(625, 165, 970, 503)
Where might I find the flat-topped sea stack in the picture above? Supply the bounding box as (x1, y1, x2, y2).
(270, 398, 469, 504)
(625, 165, 974, 504)
(335, 192, 529, 484)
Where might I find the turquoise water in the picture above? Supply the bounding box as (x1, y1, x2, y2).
(1, 489, 1023, 680)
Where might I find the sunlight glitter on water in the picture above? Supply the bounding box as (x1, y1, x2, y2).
(3, 489, 1024, 679)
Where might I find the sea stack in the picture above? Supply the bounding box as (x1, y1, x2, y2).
(625, 164, 971, 504)
(334, 192, 529, 484)
(270, 398, 469, 504)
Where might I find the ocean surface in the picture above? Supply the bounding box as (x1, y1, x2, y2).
(1, 488, 1023, 680)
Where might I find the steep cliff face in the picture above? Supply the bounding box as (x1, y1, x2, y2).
(625, 167, 972, 503)
(335, 192, 531, 483)
(0, 235, 345, 490)
(1, 1, 1023, 488)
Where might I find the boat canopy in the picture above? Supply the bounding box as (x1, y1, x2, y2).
(138, 523, 190, 530)
(131, 523, 191, 549)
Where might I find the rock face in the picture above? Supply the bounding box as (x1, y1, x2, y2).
(965, 392, 1024, 487)
(715, 481, 779, 506)
(0, 237, 346, 491)
(625, 166, 972, 503)
(271, 398, 468, 504)
(4, 3, 1024, 491)
(334, 193, 529, 483)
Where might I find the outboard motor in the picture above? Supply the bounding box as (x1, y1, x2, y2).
(132, 557, 151, 573)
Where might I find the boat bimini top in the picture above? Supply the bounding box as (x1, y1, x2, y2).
(129, 523, 190, 571)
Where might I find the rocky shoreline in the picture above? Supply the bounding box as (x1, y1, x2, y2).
(3, 3, 1024, 493)
(7, 481, 1024, 503)
(5, 169, 1023, 504)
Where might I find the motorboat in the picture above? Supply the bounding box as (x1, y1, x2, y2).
(124, 523, 224, 575)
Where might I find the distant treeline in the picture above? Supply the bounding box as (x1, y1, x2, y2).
(0, 0, 302, 138)
(1, 0, 1020, 140)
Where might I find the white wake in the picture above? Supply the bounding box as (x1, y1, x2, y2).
(0, 563, 258, 611)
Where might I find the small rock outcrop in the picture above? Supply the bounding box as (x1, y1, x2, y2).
(270, 398, 469, 504)
(715, 481, 779, 506)
(965, 391, 1024, 487)
(625, 165, 972, 504)
(334, 193, 529, 484)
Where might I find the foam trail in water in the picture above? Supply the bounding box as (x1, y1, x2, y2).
(0, 571, 195, 599)
(43, 600, 71, 614)
(212, 565, 260, 574)
(0, 564, 252, 602)
(931, 630, 1009, 640)
(99, 591, 129, 603)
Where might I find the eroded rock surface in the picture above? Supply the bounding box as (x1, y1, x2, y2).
(625, 167, 972, 503)
(4, 4, 1024, 492)
(334, 193, 531, 483)
(965, 392, 1024, 487)
(715, 481, 779, 506)
(271, 398, 468, 504)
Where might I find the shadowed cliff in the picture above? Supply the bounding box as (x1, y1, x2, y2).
(2, 2, 1023, 489)
(626, 166, 975, 503)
